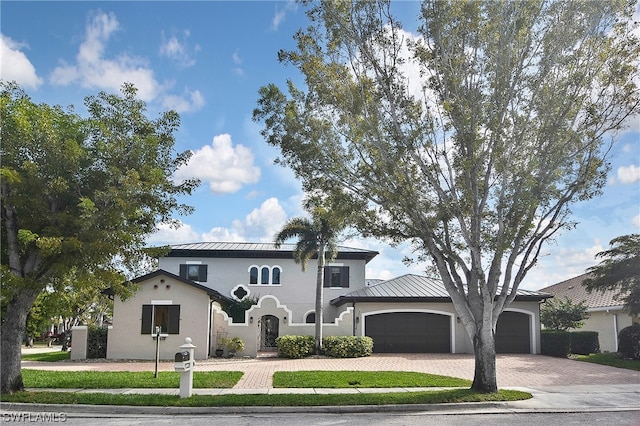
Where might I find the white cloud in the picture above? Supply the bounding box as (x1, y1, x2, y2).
(173, 134, 260, 194)
(232, 49, 244, 77)
(0, 34, 43, 89)
(49, 11, 160, 101)
(270, 0, 297, 31)
(617, 164, 640, 183)
(161, 88, 204, 113)
(202, 197, 288, 242)
(146, 221, 200, 245)
(159, 30, 199, 68)
(633, 214, 640, 228)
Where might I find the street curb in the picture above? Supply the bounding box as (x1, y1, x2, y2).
(3, 401, 640, 416)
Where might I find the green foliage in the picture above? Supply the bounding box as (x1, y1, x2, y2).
(276, 335, 315, 358)
(569, 331, 600, 356)
(21, 370, 242, 389)
(618, 323, 640, 360)
(272, 370, 471, 388)
(21, 351, 70, 362)
(220, 296, 258, 323)
(541, 297, 590, 331)
(0, 389, 532, 407)
(574, 352, 640, 371)
(322, 336, 373, 358)
(86, 326, 108, 359)
(220, 337, 245, 353)
(541, 330, 571, 358)
(585, 234, 640, 315)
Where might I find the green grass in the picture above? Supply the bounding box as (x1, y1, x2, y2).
(273, 370, 472, 388)
(22, 370, 243, 389)
(0, 389, 532, 407)
(22, 352, 70, 362)
(573, 353, 640, 371)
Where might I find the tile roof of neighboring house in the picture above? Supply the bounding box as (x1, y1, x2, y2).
(538, 273, 625, 310)
(163, 242, 378, 263)
(331, 274, 552, 306)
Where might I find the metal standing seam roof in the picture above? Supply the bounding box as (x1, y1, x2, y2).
(331, 274, 552, 306)
(165, 241, 379, 262)
(538, 273, 625, 310)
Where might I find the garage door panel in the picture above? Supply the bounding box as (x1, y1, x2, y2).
(495, 311, 531, 354)
(365, 312, 451, 353)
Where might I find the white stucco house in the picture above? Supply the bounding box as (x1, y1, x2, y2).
(104, 242, 551, 360)
(539, 273, 638, 353)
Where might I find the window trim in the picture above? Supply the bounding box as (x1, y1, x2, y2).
(248, 265, 282, 286)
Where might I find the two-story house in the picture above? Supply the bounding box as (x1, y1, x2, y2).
(105, 242, 550, 360)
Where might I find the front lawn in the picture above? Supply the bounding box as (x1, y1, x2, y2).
(1, 389, 532, 407)
(21, 370, 242, 388)
(572, 353, 640, 371)
(22, 352, 70, 362)
(273, 370, 472, 388)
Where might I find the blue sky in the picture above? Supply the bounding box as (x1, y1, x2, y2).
(2, 1, 639, 290)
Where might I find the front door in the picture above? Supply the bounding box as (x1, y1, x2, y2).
(261, 315, 279, 350)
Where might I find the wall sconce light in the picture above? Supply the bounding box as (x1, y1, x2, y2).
(355, 316, 360, 324)
(283, 316, 287, 323)
(456, 317, 461, 323)
(250, 316, 254, 324)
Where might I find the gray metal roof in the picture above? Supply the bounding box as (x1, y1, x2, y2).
(331, 274, 552, 305)
(165, 241, 378, 262)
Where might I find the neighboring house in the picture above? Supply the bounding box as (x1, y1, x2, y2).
(105, 242, 550, 360)
(539, 273, 637, 353)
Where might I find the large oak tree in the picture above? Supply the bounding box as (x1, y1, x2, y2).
(1, 81, 199, 393)
(254, 0, 639, 392)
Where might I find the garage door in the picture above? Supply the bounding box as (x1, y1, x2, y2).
(495, 311, 530, 354)
(365, 312, 451, 353)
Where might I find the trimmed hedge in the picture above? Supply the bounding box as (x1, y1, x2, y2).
(322, 336, 373, 358)
(276, 335, 315, 359)
(618, 324, 640, 360)
(541, 330, 571, 357)
(570, 331, 600, 355)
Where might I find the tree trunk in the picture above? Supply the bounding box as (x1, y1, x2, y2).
(314, 245, 326, 354)
(1, 287, 41, 394)
(471, 320, 498, 393)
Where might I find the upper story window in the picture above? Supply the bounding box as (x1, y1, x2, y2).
(249, 265, 282, 285)
(141, 304, 180, 334)
(179, 264, 207, 282)
(324, 266, 350, 288)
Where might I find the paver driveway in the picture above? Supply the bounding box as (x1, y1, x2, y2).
(21, 353, 640, 389)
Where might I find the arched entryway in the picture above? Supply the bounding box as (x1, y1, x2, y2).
(260, 315, 279, 350)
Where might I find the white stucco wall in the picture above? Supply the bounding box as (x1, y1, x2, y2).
(107, 274, 211, 360)
(573, 308, 635, 353)
(158, 256, 368, 323)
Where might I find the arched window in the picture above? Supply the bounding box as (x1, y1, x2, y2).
(261, 267, 270, 285)
(305, 312, 316, 324)
(272, 267, 281, 285)
(249, 266, 258, 285)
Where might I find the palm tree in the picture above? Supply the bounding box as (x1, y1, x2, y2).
(274, 210, 341, 354)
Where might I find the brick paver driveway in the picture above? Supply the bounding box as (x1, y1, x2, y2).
(22, 353, 640, 389)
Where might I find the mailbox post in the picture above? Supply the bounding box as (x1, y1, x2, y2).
(174, 337, 196, 398)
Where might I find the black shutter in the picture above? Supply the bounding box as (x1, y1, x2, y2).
(168, 305, 181, 334)
(179, 264, 187, 279)
(323, 266, 330, 288)
(198, 265, 207, 282)
(341, 266, 350, 288)
(141, 305, 152, 334)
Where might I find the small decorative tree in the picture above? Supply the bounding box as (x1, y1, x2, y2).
(541, 297, 590, 331)
(221, 337, 245, 357)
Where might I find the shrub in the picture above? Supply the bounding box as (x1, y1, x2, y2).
(618, 323, 640, 360)
(322, 336, 373, 358)
(570, 331, 600, 355)
(541, 329, 571, 357)
(276, 335, 315, 358)
(87, 326, 108, 359)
